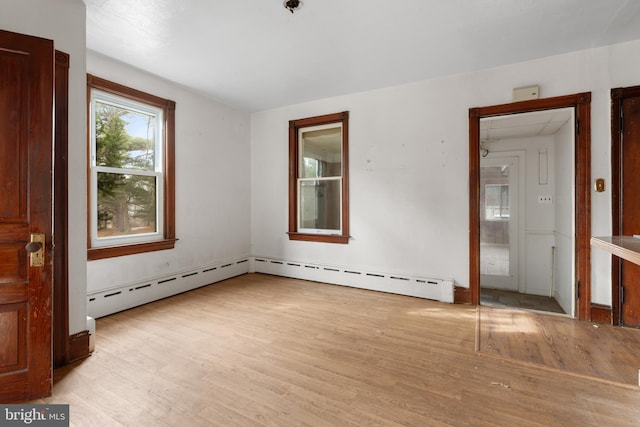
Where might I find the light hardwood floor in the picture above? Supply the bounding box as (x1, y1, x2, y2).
(478, 305, 640, 385)
(37, 274, 640, 426)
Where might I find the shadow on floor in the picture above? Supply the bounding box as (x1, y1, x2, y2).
(477, 305, 640, 386)
(481, 288, 565, 314)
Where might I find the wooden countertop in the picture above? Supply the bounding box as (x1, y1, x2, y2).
(591, 236, 640, 266)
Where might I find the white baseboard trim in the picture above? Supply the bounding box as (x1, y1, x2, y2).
(250, 256, 455, 303)
(87, 257, 250, 318)
(87, 255, 455, 318)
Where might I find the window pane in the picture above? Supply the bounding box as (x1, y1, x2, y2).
(95, 101, 156, 171)
(300, 179, 341, 231)
(501, 185, 509, 211)
(300, 126, 341, 178)
(97, 172, 157, 238)
(485, 183, 509, 220)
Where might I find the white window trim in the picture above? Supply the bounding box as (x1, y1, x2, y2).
(297, 122, 343, 235)
(89, 89, 165, 248)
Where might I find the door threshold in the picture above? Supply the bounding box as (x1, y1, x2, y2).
(480, 300, 572, 318)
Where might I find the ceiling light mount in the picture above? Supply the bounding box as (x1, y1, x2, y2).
(284, 0, 302, 13)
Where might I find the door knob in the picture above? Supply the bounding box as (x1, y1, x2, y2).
(26, 233, 45, 266)
(25, 241, 43, 253)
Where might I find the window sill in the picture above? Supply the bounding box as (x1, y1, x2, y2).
(287, 232, 349, 244)
(88, 238, 177, 261)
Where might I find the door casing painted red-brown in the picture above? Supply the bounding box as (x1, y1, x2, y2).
(469, 93, 592, 320)
(612, 86, 640, 327)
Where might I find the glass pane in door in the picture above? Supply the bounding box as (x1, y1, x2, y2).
(480, 165, 511, 277)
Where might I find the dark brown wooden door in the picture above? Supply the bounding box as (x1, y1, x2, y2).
(613, 87, 640, 327)
(0, 30, 54, 402)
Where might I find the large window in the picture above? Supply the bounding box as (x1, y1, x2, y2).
(87, 75, 176, 260)
(288, 111, 349, 243)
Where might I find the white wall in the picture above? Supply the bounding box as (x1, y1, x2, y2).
(251, 39, 640, 307)
(523, 136, 555, 298)
(86, 52, 252, 295)
(554, 119, 575, 314)
(0, 0, 88, 334)
(252, 84, 470, 282)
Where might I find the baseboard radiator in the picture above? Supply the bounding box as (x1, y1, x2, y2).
(251, 257, 455, 303)
(87, 257, 250, 318)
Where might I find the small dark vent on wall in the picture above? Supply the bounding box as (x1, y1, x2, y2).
(305, 265, 318, 269)
(324, 267, 339, 272)
(255, 258, 267, 263)
(344, 270, 361, 275)
(237, 259, 249, 264)
(221, 263, 233, 269)
(270, 261, 284, 265)
(287, 263, 301, 267)
(182, 272, 198, 278)
(366, 273, 385, 278)
(104, 291, 121, 298)
(390, 276, 410, 281)
(203, 267, 217, 272)
(158, 277, 177, 284)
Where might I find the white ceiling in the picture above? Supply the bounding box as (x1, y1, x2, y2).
(84, 0, 640, 112)
(480, 108, 573, 142)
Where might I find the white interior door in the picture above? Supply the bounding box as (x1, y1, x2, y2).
(480, 156, 519, 291)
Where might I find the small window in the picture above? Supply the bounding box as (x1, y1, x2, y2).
(485, 184, 509, 220)
(288, 112, 349, 243)
(87, 75, 176, 260)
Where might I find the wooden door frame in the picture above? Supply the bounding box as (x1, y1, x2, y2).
(469, 93, 592, 320)
(611, 86, 640, 325)
(53, 50, 70, 367)
(53, 50, 89, 366)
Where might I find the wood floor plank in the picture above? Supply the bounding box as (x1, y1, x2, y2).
(478, 305, 640, 385)
(34, 273, 640, 425)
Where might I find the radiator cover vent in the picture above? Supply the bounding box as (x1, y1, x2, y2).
(251, 257, 454, 303)
(87, 257, 250, 318)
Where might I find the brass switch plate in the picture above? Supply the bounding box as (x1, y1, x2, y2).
(29, 233, 45, 267)
(595, 178, 605, 192)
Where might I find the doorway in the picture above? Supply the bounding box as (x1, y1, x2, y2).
(469, 93, 592, 321)
(478, 110, 574, 315)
